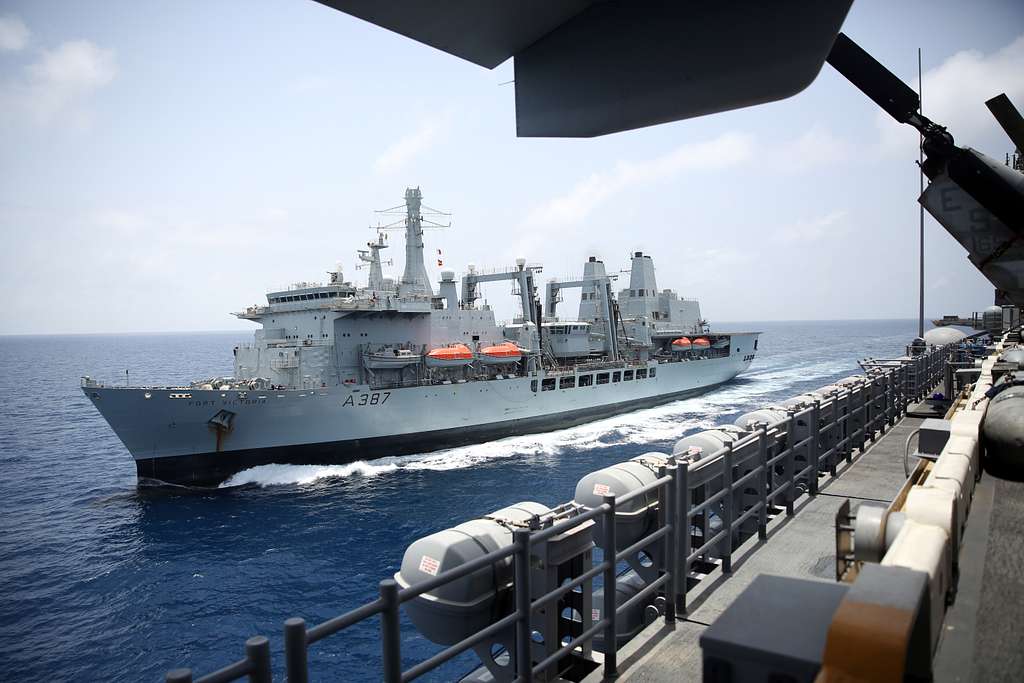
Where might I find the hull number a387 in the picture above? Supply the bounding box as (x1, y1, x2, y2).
(342, 392, 391, 407)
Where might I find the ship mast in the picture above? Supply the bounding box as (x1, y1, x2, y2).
(372, 187, 450, 297)
(357, 232, 391, 291)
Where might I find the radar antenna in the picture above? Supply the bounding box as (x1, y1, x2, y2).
(355, 231, 393, 291)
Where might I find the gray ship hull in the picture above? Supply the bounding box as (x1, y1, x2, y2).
(132, 382, 725, 486)
(84, 334, 757, 486)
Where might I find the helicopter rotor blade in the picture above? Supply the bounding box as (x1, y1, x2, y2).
(986, 93, 1024, 154)
(826, 32, 922, 128)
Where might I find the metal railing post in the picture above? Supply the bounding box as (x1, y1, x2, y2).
(757, 425, 768, 541)
(284, 618, 309, 683)
(601, 494, 618, 679)
(809, 402, 820, 495)
(677, 462, 690, 616)
(513, 529, 533, 683)
(379, 580, 402, 683)
(825, 401, 837, 477)
(865, 377, 875, 441)
(166, 669, 192, 683)
(785, 413, 796, 515)
(246, 636, 272, 683)
(663, 466, 677, 623)
(884, 371, 893, 428)
(721, 442, 734, 574)
(892, 369, 899, 420)
(843, 390, 853, 463)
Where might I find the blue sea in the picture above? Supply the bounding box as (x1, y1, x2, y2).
(0, 320, 921, 681)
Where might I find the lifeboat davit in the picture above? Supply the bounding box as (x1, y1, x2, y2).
(671, 337, 692, 352)
(425, 344, 474, 368)
(692, 337, 711, 350)
(479, 342, 523, 365)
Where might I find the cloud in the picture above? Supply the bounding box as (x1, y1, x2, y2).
(772, 126, 856, 172)
(876, 33, 1024, 154)
(1, 39, 117, 125)
(522, 132, 754, 229)
(373, 112, 452, 174)
(0, 15, 29, 51)
(774, 210, 848, 243)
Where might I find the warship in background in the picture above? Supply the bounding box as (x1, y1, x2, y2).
(82, 188, 758, 486)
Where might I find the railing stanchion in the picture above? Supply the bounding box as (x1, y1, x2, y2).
(809, 402, 820, 495)
(757, 426, 768, 541)
(677, 462, 690, 616)
(785, 413, 796, 515)
(284, 617, 309, 683)
(246, 636, 272, 683)
(844, 390, 853, 463)
(884, 371, 893, 428)
(601, 495, 618, 679)
(379, 580, 402, 683)
(663, 465, 677, 623)
(722, 442, 734, 574)
(868, 376, 878, 441)
(513, 530, 534, 683)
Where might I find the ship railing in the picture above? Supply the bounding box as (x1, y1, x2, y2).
(165, 343, 956, 683)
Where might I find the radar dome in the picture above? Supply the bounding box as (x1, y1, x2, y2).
(923, 327, 967, 346)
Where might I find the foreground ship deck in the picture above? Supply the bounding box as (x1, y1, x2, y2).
(167, 332, 1024, 683)
(588, 413, 1024, 682)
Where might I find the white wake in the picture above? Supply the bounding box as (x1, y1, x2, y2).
(220, 359, 853, 488)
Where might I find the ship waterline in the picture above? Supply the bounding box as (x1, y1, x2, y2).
(83, 187, 759, 486)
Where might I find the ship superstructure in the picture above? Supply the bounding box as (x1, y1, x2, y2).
(83, 189, 759, 486)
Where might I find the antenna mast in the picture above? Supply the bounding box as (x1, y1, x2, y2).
(372, 187, 450, 297)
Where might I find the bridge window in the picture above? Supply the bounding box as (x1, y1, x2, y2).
(541, 378, 556, 391)
(560, 377, 575, 389)
(612, 371, 621, 383)
(596, 373, 609, 385)
(649, 367, 656, 378)
(578, 374, 593, 387)
(637, 368, 648, 379)
(531, 380, 538, 393)
(623, 370, 634, 381)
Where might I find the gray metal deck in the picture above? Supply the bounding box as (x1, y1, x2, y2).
(933, 460, 1024, 682)
(585, 417, 925, 682)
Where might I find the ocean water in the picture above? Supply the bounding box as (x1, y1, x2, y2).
(0, 320, 920, 681)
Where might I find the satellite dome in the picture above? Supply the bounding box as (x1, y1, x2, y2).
(923, 327, 967, 346)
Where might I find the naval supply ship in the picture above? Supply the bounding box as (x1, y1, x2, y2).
(82, 188, 759, 486)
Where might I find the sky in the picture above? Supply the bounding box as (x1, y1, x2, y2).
(0, 0, 1022, 334)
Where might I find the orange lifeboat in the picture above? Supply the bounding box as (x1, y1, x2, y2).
(671, 337, 692, 352)
(425, 343, 474, 368)
(479, 342, 523, 365)
(692, 337, 711, 350)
